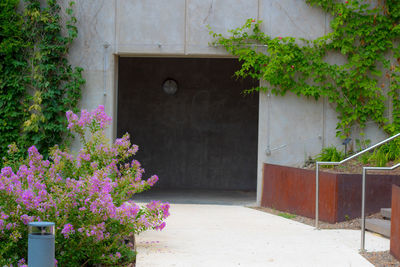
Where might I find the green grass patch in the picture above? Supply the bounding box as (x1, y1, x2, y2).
(278, 212, 296, 219)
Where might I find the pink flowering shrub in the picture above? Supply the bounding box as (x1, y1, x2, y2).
(0, 106, 170, 266)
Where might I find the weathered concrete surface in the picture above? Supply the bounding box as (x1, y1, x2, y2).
(64, 0, 389, 203)
(116, 0, 185, 54)
(260, 0, 327, 39)
(186, 0, 258, 55)
(61, 0, 117, 145)
(136, 204, 388, 267)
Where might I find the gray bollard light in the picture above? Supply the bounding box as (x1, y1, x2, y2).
(28, 222, 55, 267)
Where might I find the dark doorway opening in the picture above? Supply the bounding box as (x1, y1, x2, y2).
(117, 57, 258, 191)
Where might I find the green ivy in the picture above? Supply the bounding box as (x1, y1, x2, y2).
(209, 0, 400, 139)
(0, 0, 85, 161)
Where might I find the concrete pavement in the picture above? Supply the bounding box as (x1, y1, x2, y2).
(133, 189, 257, 206)
(136, 204, 389, 267)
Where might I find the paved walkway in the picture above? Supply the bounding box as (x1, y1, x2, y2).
(136, 204, 389, 267)
(133, 189, 256, 206)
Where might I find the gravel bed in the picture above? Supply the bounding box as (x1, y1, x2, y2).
(361, 251, 400, 267)
(250, 206, 400, 266)
(250, 206, 378, 229)
(304, 159, 400, 175)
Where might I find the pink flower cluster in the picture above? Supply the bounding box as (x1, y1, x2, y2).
(0, 106, 170, 266)
(17, 258, 27, 267)
(147, 175, 159, 186)
(66, 105, 112, 132)
(82, 222, 107, 241)
(61, 223, 75, 239)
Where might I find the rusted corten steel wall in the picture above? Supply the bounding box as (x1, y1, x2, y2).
(261, 163, 400, 223)
(391, 185, 400, 261)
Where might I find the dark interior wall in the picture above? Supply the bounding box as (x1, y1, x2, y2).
(117, 57, 258, 190)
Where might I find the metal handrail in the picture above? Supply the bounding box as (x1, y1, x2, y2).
(315, 132, 400, 229)
(360, 163, 400, 252)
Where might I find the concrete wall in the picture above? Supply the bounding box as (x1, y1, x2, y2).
(65, 0, 388, 203)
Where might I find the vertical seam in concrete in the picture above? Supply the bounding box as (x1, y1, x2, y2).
(103, 45, 107, 106)
(113, 55, 118, 141)
(389, 50, 393, 123)
(257, 87, 266, 205)
(257, 83, 262, 205)
(112, 0, 118, 140)
(322, 97, 326, 148)
(322, 11, 327, 148)
(114, 0, 118, 54)
(184, 0, 188, 55)
(258, 91, 271, 205)
(257, 0, 260, 21)
(266, 0, 272, 154)
(269, 0, 272, 34)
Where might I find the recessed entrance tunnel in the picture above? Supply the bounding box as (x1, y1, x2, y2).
(117, 57, 258, 191)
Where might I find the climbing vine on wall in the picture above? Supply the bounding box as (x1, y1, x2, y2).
(209, 0, 400, 139)
(0, 0, 85, 161)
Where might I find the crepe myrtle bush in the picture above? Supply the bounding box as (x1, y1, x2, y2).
(0, 105, 170, 266)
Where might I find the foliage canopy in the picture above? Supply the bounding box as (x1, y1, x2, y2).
(0, 0, 84, 161)
(210, 0, 400, 139)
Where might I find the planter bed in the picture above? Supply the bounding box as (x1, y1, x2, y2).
(261, 163, 400, 223)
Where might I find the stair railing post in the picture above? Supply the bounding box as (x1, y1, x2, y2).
(361, 167, 366, 252)
(315, 162, 319, 229)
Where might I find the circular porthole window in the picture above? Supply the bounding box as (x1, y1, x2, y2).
(162, 79, 178, 95)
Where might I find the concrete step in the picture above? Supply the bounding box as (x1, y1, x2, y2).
(381, 208, 392, 219)
(365, 218, 391, 237)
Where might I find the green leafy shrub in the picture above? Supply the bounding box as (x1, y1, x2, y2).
(368, 148, 388, 167)
(359, 152, 371, 165)
(316, 146, 345, 163)
(363, 139, 400, 167)
(0, 106, 169, 266)
(380, 140, 400, 162)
